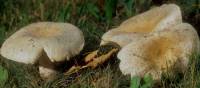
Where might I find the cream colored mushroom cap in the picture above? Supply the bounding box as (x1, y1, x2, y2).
(117, 23, 200, 80)
(0, 22, 84, 64)
(101, 4, 182, 47)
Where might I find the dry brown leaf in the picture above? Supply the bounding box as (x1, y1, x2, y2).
(86, 48, 118, 69)
(65, 48, 118, 75)
(84, 50, 98, 63)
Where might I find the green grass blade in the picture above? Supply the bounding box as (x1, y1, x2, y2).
(0, 65, 8, 87)
(87, 3, 100, 20)
(0, 27, 6, 45)
(105, 0, 117, 24)
(124, 0, 135, 17)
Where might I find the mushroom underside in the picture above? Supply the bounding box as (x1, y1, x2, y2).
(38, 50, 65, 80)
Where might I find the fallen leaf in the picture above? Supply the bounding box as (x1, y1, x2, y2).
(86, 48, 118, 69)
(84, 50, 98, 63)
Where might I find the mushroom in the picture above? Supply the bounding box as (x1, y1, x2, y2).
(0, 22, 84, 79)
(84, 4, 182, 66)
(101, 4, 182, 47)
(84, 4, 199, 80)
(117, 23, 200, 80)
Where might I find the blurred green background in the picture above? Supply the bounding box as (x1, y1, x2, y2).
(0, 0, 199, 88)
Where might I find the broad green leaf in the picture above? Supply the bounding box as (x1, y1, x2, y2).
(141, 74, 154, 88)
(130, 76, 141, 88)
(143, 74, 153, 83)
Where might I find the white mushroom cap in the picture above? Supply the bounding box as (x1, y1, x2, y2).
(101, 4, 182, 47)
(0, 22, 84, 79)
(119, 4, 182, 33)
(117, 23, 200, 80)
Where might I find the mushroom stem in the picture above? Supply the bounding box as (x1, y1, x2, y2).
(39, 66, 58, 80)
(38, 52, 59, 80)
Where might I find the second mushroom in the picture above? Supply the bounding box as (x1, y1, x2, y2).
(84, 4, 200, 80)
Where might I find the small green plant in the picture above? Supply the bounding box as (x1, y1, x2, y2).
(0, 65, 8, 87)
(130, 74, 154, 88)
